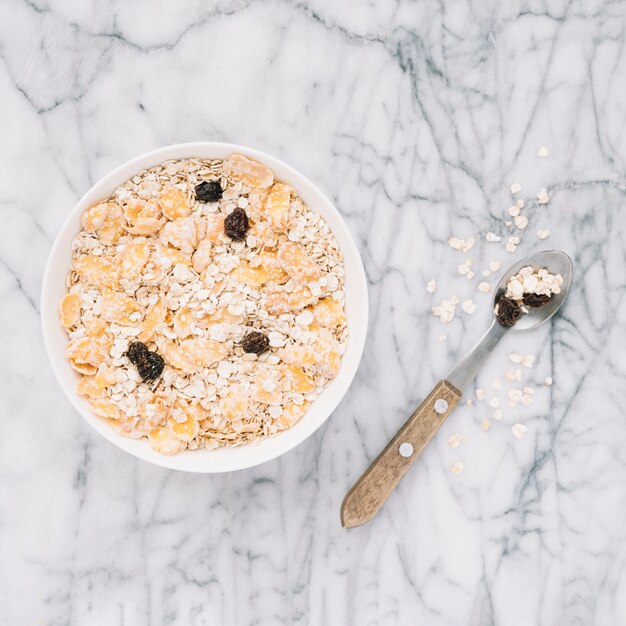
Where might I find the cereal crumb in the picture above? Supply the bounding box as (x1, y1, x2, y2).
(466, 399, 473, 406)
(537, 188, 549, 204)
(516, 199, 525, 209)
(514, 215, 529, 229)
(510, 183, 522, 194)
(466, 271, 476, 279)
(508, 205, 520, 217)
(426, 279, 437, 293)
(544, 376, 553, 386)
(449, 237, 475, 253)
(482, 270, 491, 277)
(462, 299, 477, 315)
(481, 418, 491, 431)
(448, 433, 466, 448)
(493, 408, 503, 420)
(491, 378, 502, 390)
(504, 220, 513, 228)
(485, 232, 501, 243)
(451, 462, 465, 476)
(476, 388, 486, 400)
(537, 229, 550, 240)
(509, 353, 523, 364)
(488, 397, 500, 408)
(437, 334, 447, 342)
(538, 146, 549, 157)
(512, 423, 528, 439)
(489, 261, 501, 272)
(478, 282, 490, 293)
(522, 354, 535, 368)
(458, 263, 470, 276)
(432, 297, 459, 324)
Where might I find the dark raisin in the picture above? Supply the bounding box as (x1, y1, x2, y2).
(496, 296, 522, 327)
(127, 341, 149, 364)
(522, 292, 551, 308)
(224, 208, 250, 241)
(136, 351, 165, 382)
(195, 180, 223, 203)
(241, 331, 270, 355)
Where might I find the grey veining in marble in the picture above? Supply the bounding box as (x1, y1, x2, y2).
(2, 0, 626, 624)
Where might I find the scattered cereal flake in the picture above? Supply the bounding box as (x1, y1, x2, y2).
(482, 270, 491, 278)
(478, 282, 490, 293)
(466, 399, 473, 406)
(485, 232, 501, 243)
(510, 183, 522, 194)
(537, 188, 549, 204)
(59, 293, 82, 328)
(544, 376, 553, 386)
(481, 418, 491, 431)
(505, 370, 515, 381)
(516, 199, 524, 208)
(491, 378, 502, 390)
(264, 183, 293, 231)
(462, 299, 477, 315)
(476, 388, 486, 400)
(448, 433, 466, 448)
(514, 215, 529, 229)
(223, 153, 273, 189)
(537, 229, 550, 240)
(277, 241, 322, 284)
(488, 397, 500, 408)
(437, 334, 447, 342)
(514, 369, 523, 382)
(458, 263, 470, 276)
(504, 221, 513, 228)
(426, 279, 437, 293)
(508, 205, 520, 217)
(512, 423, 528, 440)
(466, 271, 475, 279)
(451, 462, 465, 476)
(538, 146, 549, 157)
(489, 261, 501, 272)
(493, 408, 503, 420)
(509, 353, 523, 364)
(265, 285, 317, 315)
(158, 186, 191, 220)
(522, 354, 535, 368)
(148, 426, 186, 455)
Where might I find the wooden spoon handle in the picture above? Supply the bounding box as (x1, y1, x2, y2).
(341, 380, 462, 528)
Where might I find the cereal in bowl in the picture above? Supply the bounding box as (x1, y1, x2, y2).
(61, 155, 348, 454)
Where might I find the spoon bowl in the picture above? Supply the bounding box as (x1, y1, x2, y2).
(493, 249, 573, 331)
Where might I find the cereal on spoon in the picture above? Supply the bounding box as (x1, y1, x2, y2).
(494, 265, 563, 327)
(60, 154, 348, 455)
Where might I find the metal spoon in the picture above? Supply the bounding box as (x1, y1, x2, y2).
(341, 250, 573, 529)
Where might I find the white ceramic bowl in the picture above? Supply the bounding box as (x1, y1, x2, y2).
(41, 142, 368, 472)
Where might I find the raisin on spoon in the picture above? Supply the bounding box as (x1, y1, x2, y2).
(522, 292, 551, 308)
(495, 296, 522, 327)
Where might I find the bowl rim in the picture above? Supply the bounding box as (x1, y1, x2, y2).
(41, 142, 368, 472)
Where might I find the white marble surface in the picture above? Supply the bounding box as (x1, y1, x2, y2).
(2, 0, 626, 624)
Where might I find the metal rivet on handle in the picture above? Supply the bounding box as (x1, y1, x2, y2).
(398, 442, 414, 458)
(434, 399, 448, 414)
